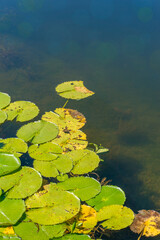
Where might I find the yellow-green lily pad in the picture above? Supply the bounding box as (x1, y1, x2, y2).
(97, 205, 134, 230)
(17, 120, 59, 144)
(0, 153, 21, 177)
(4, 101, 39, 122)
(28, 142, 62, 161)
(66, 149, 100, 174)
(55, 81, 94, 100)
(57, 176, 101, 201)
(86, 185, 126, 211)
(0, 197, 25, 226)
(33, 154, 73, 178)
(0, 138, 28, 157)
(0, 92, 11, 109)
(26, 183, 80, 225)
(0, 167, 42, 199)
(0, 111, 7, 124)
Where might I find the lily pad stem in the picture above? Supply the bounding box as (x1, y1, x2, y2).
(63, 99, 69, 108)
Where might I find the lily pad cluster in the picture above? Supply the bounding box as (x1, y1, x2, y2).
(0, 81, 158, 239)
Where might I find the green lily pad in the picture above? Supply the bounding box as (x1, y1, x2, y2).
(0, 167, 42, 199)
(97, 205, 134, 230)
(16, 120, 59, 144)
(86, 185, 126, 211)
(66, 149, 100, 175)
(14, 221, 49, 240)
(0, 153, 21, 177)
(57, 174, 69, 182)
(55, 81, 94, 100)
(0, 197, 25, 226)
(41, 223, 67, 238)
(26, 183, 80, 225)
(0, 111, 7, 124)
(28, 142, 62, 161)
(4, 101, 39, 122)
(0, 93, 11, 110)
(53, 234, 91, 239)
(0, 138, 28, 157)
(57, 177, 101, 201)
(33, 154, 73, 178)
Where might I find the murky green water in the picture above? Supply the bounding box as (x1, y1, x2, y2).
(0, 0, 160, 239)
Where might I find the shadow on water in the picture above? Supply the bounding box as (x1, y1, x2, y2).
(98, 153, 156, 211)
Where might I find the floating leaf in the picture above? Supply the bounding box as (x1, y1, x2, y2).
(28, 142, 62, 161)
(52, 129, 88, 152)
(26, 183, 80, 225)
(42, 108, 86, 131)
(33, 154, 73, 178)
(4, 101, 39, 122)
(57, 174, 69, 182)
(130, 210, 160, 238)
(0, 111, 7, 124)
(41, 223, 67, 238)
(86, 185, 126, 211)
(17, 120, 59, 144)
(0, 197, 25, 226)
(53, 233, 91, 239)
(55, 81, 94, 100)
(97, 205, 134, 230)
(0, 153, 21, 177)
(72, 205, 97, 234)
(0, 92, 11, 110)
(0, 138, 28, 157)
(66, 149, 100, 175)
(14, 221, 49, 240)
(87, 143, 109, 154)
(57, 177, 101, 201)
(0, 167, 42, 198)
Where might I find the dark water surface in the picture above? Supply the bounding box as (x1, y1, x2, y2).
(0, 0, 160, 239)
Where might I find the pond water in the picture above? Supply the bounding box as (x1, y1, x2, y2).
(0, 0, 160, 239)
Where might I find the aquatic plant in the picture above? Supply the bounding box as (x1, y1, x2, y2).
(0, 81, 159, 240)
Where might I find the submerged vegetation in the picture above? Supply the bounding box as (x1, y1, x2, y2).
(0, 81, 159, 239)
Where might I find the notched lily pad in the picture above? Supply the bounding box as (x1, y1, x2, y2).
(86, 185, 126, 211)
(66, 149, 100, 174)
(97, 205, 134, 230)
(0, 197, 25, 226)
(57, 176, 101, 201)
(0, 166, 42, 199)
(4, 101, 39, 122)
(55, 81, 94, 100)
(0, 153, 21, 177)
(17, 120, 59, 144)
(0, 138, 28, 157)
(25, 183, 80, 225)
(28, 142, 62, 161)
(0, 92, 11, 110)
